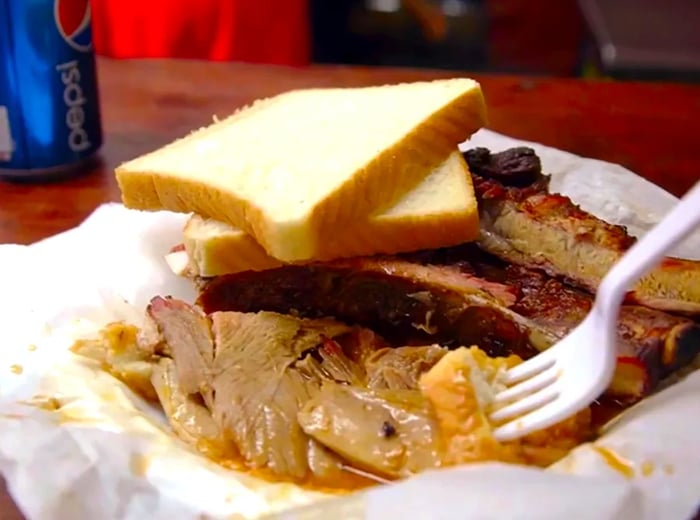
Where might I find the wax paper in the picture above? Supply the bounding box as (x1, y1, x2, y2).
(0, 129, 698, 520)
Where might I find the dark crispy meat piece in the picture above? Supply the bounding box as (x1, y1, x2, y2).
(464, 147, 547, 188)
(464, 150, 700, 315)
(415, 244, 700, 401)
(197, 257, 556, 358)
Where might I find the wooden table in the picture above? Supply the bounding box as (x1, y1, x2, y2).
(0, 58, 699, 519)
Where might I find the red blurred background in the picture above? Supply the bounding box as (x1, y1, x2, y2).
(90, 0, 699, 81)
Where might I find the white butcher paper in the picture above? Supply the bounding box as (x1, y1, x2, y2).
(0, 129, 698, 520)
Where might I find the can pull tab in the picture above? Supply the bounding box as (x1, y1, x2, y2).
(0, 106, 12, 161)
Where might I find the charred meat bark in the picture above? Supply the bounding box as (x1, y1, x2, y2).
(464, 147, 700, 315)
(198, 247, 700, 403)
(463, 147, 546, 188)
(410, 244, 700, 401)
(197, 257, 556, 359)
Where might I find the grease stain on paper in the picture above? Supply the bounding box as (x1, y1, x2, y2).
(592, 446, 634, 478)
(0, 413, 26, 420)
(22, 395, 62, 411)
(129, 453, 151, 477)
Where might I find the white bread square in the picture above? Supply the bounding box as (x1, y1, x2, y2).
(184, 151, 478, 276)
(116, 79, 486, 262)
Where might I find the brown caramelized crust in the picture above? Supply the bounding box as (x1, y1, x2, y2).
(503, 265, 700, 399)
(410, 244, 700, 402)
(196, 258, 552, 360)
(196, 246, 700, 404)
(464, 148, 700, 315)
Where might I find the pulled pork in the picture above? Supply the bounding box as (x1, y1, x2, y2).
(73, 297, 592, 485)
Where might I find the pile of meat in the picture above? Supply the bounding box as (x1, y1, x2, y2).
(73, 296, 589, 485)
(198, 148, 700, 402)
(72, 147, 700, 487)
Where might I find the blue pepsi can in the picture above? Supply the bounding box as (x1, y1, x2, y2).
(0, 0, 102, 180)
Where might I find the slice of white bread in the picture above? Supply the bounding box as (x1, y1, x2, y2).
(116, 79, 486, 262)
(182, 151, 479, 277)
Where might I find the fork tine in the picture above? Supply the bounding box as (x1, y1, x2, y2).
(489, 384, 559, 423)
(500, 352, 555, 385)
(493, 396, 572, 442)
(492, 365, 558, 405)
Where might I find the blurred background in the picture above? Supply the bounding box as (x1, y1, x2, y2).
(313, 0, 700, 81)
(92, 0, 700, 82)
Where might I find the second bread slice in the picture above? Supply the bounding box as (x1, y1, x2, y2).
(116, 79, 486, 262)
(184, 151, 478, 277)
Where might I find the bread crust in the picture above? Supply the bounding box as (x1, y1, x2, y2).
(116, 79, 487, 262)
(184, 152, 479, 276)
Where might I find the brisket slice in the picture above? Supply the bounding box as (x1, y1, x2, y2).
(197, 250, 700, 403)
(464, 147, 700, 315)
(196, 257, 556, 360)
(419, 245, 700, 399)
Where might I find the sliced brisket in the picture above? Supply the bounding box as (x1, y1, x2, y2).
(196, 257, 554, 359)
(197, 246, 700, 402)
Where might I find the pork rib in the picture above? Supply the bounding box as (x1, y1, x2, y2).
(407, 244, 700, 400)
(464, 147, 700, 315)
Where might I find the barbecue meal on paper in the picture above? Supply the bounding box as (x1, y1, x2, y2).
(64, 79, 700, 491)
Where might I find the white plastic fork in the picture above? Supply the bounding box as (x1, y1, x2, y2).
(490, 181, 700, 442)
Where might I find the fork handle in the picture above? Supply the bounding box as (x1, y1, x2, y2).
(597, 181, 700, 315)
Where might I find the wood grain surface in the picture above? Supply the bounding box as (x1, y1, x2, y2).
(0, 58, 698, 519)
